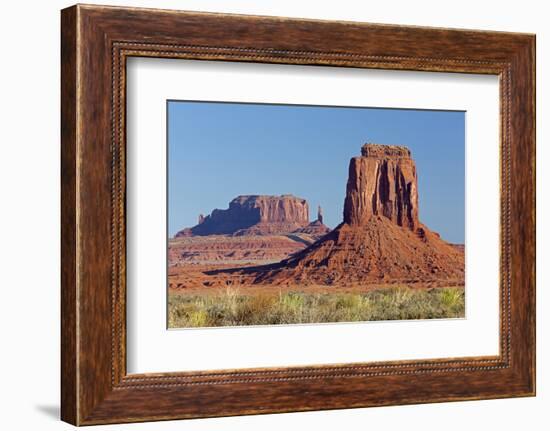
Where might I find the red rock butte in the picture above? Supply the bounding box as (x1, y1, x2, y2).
(344, 144, 418, 230)
(240, 143, 465, 286)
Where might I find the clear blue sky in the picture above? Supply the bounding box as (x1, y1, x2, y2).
(168, 101, 465, 243)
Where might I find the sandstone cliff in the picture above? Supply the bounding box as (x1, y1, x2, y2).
(344, 144, 418, 230)
(175, 194, 310, 237)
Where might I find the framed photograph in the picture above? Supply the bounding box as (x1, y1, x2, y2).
(61, 4, 535, 425)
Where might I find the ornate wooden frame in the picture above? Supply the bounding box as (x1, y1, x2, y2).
(61, 4, 535, 425)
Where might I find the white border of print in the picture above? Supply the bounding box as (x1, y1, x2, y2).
(126, 58, 500, 374)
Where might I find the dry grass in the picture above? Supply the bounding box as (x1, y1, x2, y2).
(168, 286, 465, 328)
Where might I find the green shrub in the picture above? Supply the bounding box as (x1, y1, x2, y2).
(168, 286, 465, 328)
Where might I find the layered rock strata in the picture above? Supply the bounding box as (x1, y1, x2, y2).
(344, 144, 418, 230)
(175, 194, 310, 237)
(169, 235, 310, 265)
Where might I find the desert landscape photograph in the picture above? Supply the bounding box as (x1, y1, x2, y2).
(167, 101, 465, 328)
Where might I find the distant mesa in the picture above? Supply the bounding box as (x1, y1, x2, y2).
(175, 194, 329, 238)
(241, 143, 465, 286)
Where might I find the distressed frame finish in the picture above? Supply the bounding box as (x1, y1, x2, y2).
(61, 4, 535, 425)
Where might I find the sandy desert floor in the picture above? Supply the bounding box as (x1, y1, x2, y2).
(167, 232, 465, 328)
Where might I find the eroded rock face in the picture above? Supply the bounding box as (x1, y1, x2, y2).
(344, 143, 418, 230)
(176, 195, 309, 237)
(250, 218, 464, 286)
(234, 143, 464, 286)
